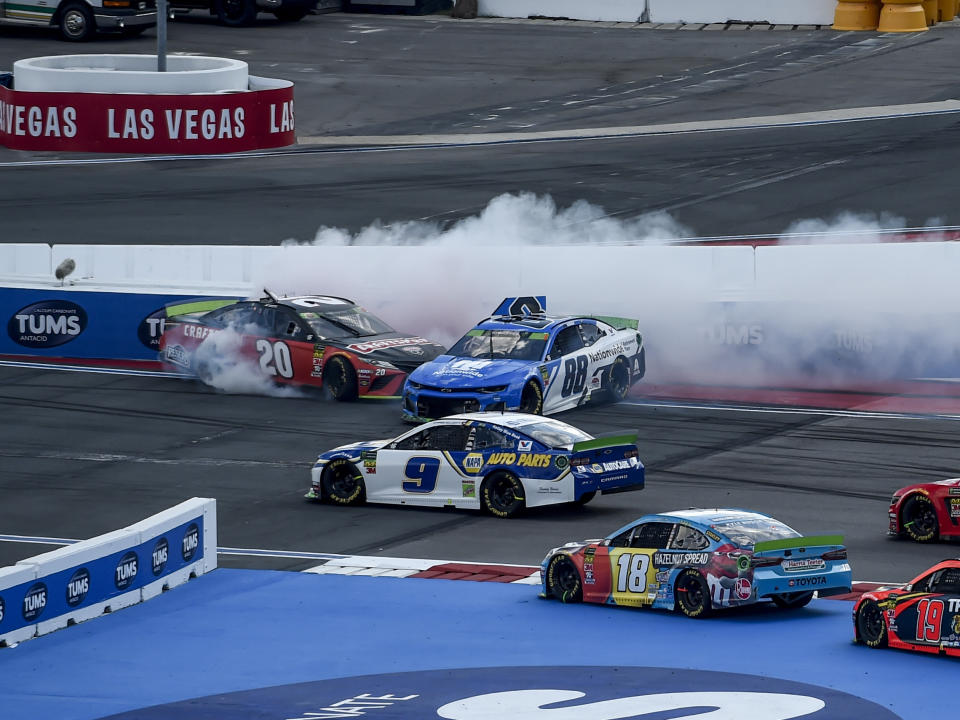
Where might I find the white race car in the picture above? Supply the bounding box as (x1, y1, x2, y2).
(306, 412, 645, 518)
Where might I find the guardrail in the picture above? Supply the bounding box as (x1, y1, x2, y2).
(0, 498, 216, 648)
(3, 240, 960, 384)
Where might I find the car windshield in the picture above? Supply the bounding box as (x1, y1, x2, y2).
(301, 308, 394, 338)
(521, 420, 592, 449)
(712, 518, 800, 548)
(448, 329, 548, 361)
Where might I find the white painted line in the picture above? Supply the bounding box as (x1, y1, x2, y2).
(0, 449, 306, 470)
(623, 399, 960, 421)
(510, 576, 543, 585)
(298, 100, 960, 147)
(321, 555, 440, 571)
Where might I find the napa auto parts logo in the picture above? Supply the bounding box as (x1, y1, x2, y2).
(8, 300, 87, 348)
(98, 666, 902, 720)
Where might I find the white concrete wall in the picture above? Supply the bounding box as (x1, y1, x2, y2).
(14, 55, 249, 94)
(477, 0, 836, 24)
(479, 0, 646, 22)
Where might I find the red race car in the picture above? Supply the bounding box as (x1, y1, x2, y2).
(888, 478, 960, 542)
(854, 558, 960, 657)
(159, 292, 446, 400)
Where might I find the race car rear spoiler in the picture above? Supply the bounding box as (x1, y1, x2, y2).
(586, 315, 639, 331)
(752, 535, 845, 553)
(163, 298, 239, 318)
(572, 432, 639, 454)
(571, 431, 644, 495)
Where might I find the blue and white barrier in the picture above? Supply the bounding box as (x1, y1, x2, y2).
(0, 287, 240, 363)
(0, 498, 217, 647)
(3, 241, 960, 384)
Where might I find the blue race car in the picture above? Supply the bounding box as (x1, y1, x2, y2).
(540, 508, 852, 617)
(401, 296, 645, 422)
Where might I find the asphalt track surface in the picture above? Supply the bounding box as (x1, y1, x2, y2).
(3, 17, 960, 717)
(2, 362, 958, 586)
(4, 17, 960, 242)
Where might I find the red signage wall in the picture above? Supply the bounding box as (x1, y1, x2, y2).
(0, 82, 295, 153)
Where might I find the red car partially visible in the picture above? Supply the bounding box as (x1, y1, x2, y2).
(854, 559, 960, 657)
(888, 478, 960, 542)
(159, 292, 445, 400)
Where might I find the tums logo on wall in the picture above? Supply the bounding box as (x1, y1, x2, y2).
(96, 666, 903, 720)
(138, 308, 168, 350)
(8, 300, 88, 349)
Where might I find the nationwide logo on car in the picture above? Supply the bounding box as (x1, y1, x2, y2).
(347, 337, 432, 354)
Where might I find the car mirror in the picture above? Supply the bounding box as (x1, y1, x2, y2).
(306, 334, 315, 342)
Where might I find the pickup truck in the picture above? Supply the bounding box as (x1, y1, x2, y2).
(173, 0, 317, 25)
(0, 0, 156, 40)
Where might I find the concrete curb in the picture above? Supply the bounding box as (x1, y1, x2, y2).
(303, 555, 897, 594)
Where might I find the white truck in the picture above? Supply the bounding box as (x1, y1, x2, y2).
(0, 0, 157, 41)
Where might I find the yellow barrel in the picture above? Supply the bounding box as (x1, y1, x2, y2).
(834, 0, 881, 29)
(878, 0, 929, 30)
(938, 0, 957, 19)
(922, 0, 938, 22)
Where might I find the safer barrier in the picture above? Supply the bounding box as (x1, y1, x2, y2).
(0, 286, 242, 363)
(0, 498, 216, 647)
(4, 240, 960, 385)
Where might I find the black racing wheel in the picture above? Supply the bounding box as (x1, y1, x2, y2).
(481, 471, 525, 518)
(546, 555, 582, 603)
(321, 459, 365, 505)
(519, 380, 543, 414)
(675, 568, 712, 618)
(323, 356, 359, 402)
(901, 494, 939, 542)
(856, 600, 888, 648)
(606, 356, 631, 402)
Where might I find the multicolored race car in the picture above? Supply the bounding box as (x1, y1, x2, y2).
(401, 296, 645, 422)
(159, 292, 445, 399)
(854, 558, 960, 657)
(540, 508, 851, 617)
(306, 412, 644, 517)
(888, 478, 960, 542)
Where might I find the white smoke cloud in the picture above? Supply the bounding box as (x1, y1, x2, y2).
(239, 193, 960, 390)
(192, 323, 305, 398)
(300, 192, 691, 248)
